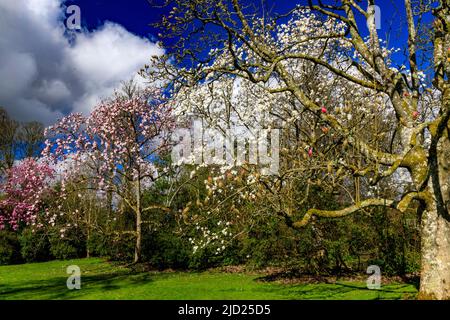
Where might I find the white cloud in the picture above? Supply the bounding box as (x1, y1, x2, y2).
(0, 0, 163, 124)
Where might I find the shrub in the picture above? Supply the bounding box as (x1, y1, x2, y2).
(0, 231, 22, 265)
(241, 215, 298, 269)
(142, 231, 191, 269)
(19, 229, 52, 262)
(89, 232, 135, 262)
(49, 240, 79, 260)
(48, 229, 86, 260)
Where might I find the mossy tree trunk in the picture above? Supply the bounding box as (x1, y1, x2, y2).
(419, 201, 450, 299)
(419, 130, 450, 299)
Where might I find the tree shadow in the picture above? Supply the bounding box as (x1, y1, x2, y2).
(253, 275, 418, 300)
(399, 274, 420, 290)
(0, 270, 154, 300)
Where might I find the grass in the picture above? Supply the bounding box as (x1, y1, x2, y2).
(0, 258, 418, 300)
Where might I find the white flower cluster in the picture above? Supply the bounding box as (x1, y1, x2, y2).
(189, 221, 232, 255)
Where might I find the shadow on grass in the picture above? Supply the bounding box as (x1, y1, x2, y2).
(254, 273, 418, 300)
(0, 270, 154, 300)
(333, 282, 415, 299)
(268, 282, 416, 300)
(0, 263, 418, 300)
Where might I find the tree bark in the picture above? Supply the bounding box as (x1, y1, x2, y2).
(86, 198, 91, 258)
(418, 200, 450, 299)
(419, 135, 450, 299)
(134, 179, 142, 264)
(106, 188, 113, 233)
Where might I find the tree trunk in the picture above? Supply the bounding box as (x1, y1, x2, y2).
(134, 209, 142, 263)
(134, 179, 142, 264)
(419, 134, 450, 299)
(418, 200, 450, 299)
(106, 188, 113, 233)
(86, 198, 91, 259)
(86, 222, 91, 259)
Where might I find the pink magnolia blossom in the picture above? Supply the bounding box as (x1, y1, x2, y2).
(0, 158, 54, 230)
(43, 87, 175, 194)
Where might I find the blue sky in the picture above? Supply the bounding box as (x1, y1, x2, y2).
(0, 0, 435, 124)
(65, 0, 411, 44)
(64, 0, 165, 40)
(64, 0, 436, 83)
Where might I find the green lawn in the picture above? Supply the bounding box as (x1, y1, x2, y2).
(0, 258, 417, 300)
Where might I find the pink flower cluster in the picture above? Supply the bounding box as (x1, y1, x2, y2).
(0, 159, 54, 230)
(43, 88, 175, 189)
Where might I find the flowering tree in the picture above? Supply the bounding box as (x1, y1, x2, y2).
(148, 0, 450, 298)
(43, 86, 175, 263)
(0, 158, 54, 231)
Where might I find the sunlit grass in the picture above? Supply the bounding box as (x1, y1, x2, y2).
(0, 258, 418, 300)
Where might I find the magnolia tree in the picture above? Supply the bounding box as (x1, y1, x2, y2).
(168, 59, 409, 269)
(147, 0, 450, 298)
(0, 158, 54, 231)
(43, 87, 175, 263)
